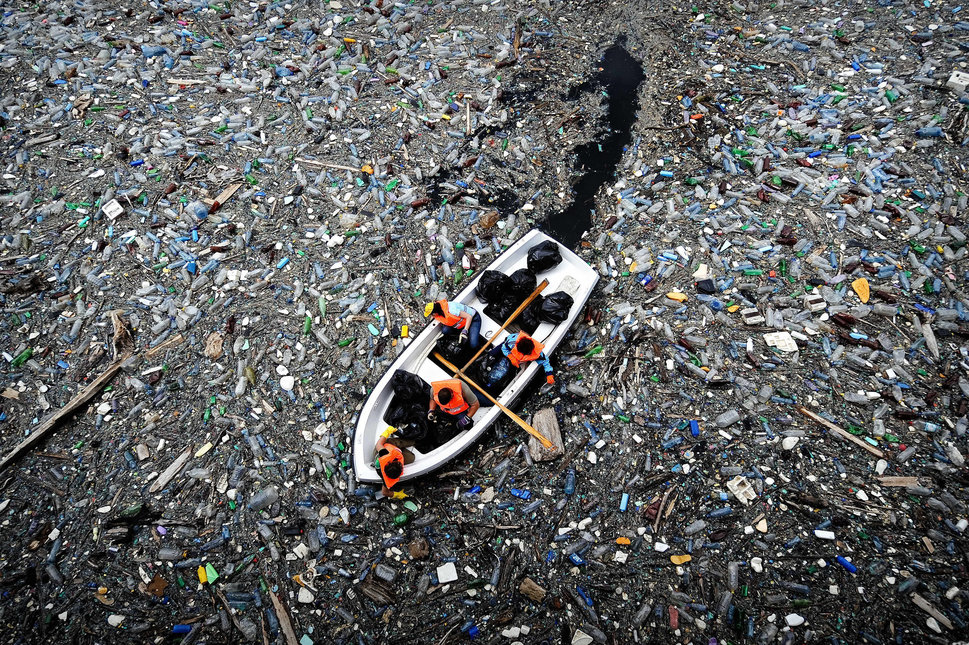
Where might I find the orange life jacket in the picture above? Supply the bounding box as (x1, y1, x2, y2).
(377, 444, 404, 489)
(507, 334, 545, 368)
(432, 379, 469, 415)
(432, 300, 466, 329)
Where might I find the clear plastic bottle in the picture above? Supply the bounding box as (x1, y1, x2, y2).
(248, 486, 279, 510)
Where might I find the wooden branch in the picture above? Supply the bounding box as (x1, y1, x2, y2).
(145, 333, 184, 359)
(795, 405, 885, 458)
(0, 355, 129, 472)
(268, 589, 300, 645)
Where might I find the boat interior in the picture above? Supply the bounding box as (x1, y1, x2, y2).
(380, 273, 581, 459)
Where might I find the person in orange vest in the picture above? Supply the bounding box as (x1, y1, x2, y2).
(374, 426, 408, 499)
(424, 299, 483, 349)
(428, 378, 480, 430)
(485, 331, 555, 387)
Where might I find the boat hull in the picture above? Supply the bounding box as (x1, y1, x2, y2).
(351, 229, 598, 484)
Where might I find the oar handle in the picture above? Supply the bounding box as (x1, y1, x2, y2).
(433, 352, 553, 449)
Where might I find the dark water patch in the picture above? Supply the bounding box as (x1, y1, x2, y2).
(498, 86, 540, 109)
(546, 41, 644, 248)
(427, 167, 522, 217)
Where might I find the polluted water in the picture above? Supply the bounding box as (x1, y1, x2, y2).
(0, 0, 967, 643)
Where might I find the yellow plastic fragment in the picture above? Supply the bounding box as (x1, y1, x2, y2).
(851, 277, 870, 303)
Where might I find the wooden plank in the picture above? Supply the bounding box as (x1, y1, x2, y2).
(528, 408, 564, 462)
(210, 183, 242, 208)
(148, 448, 192, 494)
(268, 589, 300, 645)
(294, 158, 360, 172)
(911, 592, 953, 630)
(432, 352, 553, 449)
(877, 476, 920, 487)
(795, 405, 885, 458)
(0, 356, 127, 472)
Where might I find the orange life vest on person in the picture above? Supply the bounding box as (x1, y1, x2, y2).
(377, 444, 404, 489)
(507, 334, 545, 368)
(432, 379, 469, 415)
(432, 300, 466, 329)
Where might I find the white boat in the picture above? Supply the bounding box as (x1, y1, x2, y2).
(351, 229, 599, 484)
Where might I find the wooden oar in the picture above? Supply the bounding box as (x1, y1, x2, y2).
(460, 278, 549, 372)
(433, 352, 553, 449)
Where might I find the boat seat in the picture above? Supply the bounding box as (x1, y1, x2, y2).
(415, 359, 453, 389)
(477, 314, 503, 341)
(556, 275, 582, 297)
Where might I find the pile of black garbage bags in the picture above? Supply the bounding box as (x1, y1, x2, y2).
(475, 240, 574, 333)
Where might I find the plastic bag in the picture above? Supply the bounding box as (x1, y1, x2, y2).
(472, 352, 510, 401)
(484, 299, 517, 324)
(539, 291, 574, 323)
(526, 240, 562, 273)
(385, 403, 429, 441)
(518, 298, 543, 334)
(391, 369, 430, 400)
(507, 268, 537, 301)
(475, 270, 511, 303)
(435, 331, 476, 364)
(471, 350, 501, 385)
(385, 370, 431, 440)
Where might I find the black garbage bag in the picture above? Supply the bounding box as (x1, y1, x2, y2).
(384, 370, 432, 441)
(484, 299, 517, 324)
(435, 332, 466, 363)
(527, 240, 562, 273)
(391, 369, 430, 400)
(474, 350, 513, 398)
(475, 270, 511, 303)
(539, 291, 574, 323)
(518, 297, 542, 334)
(470, 349, 500, 386)
(507, 267, 537, 301)
(385, 402, 429, 441)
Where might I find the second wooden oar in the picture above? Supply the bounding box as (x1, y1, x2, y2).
(460, 278, 549, 372)
(433, 352, 553, 449)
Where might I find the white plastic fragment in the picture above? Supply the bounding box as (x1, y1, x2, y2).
(436, 562, 458, 584)
(101, 199, 124, 220)
(726, 475, 757, 505)
(764, 332, 798, 353)
(947, 70, 969, 93)
(785, 613, 805, 627)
